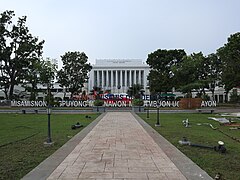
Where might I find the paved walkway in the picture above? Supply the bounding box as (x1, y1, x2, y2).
(47, 112, 185, 180)
(23, 112, 212, 180)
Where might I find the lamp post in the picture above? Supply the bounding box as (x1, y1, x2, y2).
(97, 104, 99, 112)
(155, 102, 160, 127)
(46, 105, 52, 143)
(44, 83, 53, 145)
(146, 102, 150, 119)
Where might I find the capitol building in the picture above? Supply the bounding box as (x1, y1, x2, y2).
(0, 59, 232, 103)
(88, 59, 150, 94)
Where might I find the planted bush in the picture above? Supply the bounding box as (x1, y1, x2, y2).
(132, 98, 144, 106)
(94, 99, 104, 106)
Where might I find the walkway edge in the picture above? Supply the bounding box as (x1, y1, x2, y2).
(21, 113, 106, 180)
(132, 112, 213, 180)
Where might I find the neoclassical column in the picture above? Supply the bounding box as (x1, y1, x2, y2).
(134, 70, 137, 85)
(120, 70, 122, 89)
(116, 70, 118, 88)
(101, 70, 103, 88)
(106, 70, 109, 87)
(137, 70, 140, 85)
(129, 70, 132, 86)
(124, 70, 127, 89)
(111, 70, 113, 90)
(97, 70, 100, 87)
(143, 70, 146, 91)
(141, 70, 144, 87)
(94, 70, 97, 87)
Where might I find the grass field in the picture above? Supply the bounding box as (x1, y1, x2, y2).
(138, 113, 240, 180)
(0, 113, 99, 180)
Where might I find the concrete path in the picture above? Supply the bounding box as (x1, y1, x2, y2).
(46, 112, 186, 180)
(23, 112, 212, 180)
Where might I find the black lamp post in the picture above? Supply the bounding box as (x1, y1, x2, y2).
(46, 105, 52, 143)
(146, 102, 150, 119)
(97, 104, 99, 112)
(155, 103, 160, 127)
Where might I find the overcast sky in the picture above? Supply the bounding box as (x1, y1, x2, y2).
(0, 0, 239, 67)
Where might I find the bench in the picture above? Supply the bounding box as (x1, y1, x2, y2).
(196, 108, 215, 114)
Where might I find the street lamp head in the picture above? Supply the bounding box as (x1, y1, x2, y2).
(47, 105, 51, 115)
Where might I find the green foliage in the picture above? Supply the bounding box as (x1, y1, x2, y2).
(132, 98, 144, 106)
(175, 96, 183, 101)
(127, 84, 143, 98)
(93, 99, 104, 106)
(138, 113, 240, 180)
(147, 49, 186, 93)
(57, 51, 92, 98)
(217, 32, 240, 93)
(23, 58, 56, 101)
(39, 58, 57, 86)
(229, 89, 240, 103)
(0, 10, 44, 100)
(172, 52, 212, 96)
(206, 53, 222, 99)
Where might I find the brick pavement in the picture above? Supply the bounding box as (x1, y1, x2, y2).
(47, 112, 187, 180)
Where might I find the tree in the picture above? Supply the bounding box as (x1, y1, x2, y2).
(23, 59, 41, 100)
(20, 58, 56, 101)
(57, 51, 92, 99)
(206, 53, 222, 100)
(127, 83, 143, 98)
(217, 32, 240, 98)
(172, 52, 207, 97)
(0, 10, 44, 100)
(146, 49, 186, 94)
(39, 59, 57, 105)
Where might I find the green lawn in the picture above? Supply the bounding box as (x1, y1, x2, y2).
(138, 113, 240, 180)
(0, 113, 99, 180)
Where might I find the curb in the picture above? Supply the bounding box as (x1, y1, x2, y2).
(21, 113, 106, 180)
(132, 112, 213, 180)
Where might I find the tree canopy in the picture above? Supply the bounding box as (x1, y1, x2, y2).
(57, 51, 92, 98)
(127, 83, 144, 98)
(217, 32, 240, 94)
(172, 52, 217, 98)
(146, 49, 186, 94)
(0, 10, 44, 100)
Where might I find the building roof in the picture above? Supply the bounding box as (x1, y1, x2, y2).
(93, 59, 149, 68)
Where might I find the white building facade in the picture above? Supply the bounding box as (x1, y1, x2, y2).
(88, 59, 150, 94)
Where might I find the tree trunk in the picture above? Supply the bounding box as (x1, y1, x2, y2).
(211, 90, 215, 101)
(3, 90, 8, 100)
(8, 83, 15, 100)
(30, 83, 37, 101)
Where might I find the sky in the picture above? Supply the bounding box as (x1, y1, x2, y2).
(0, 0, 240, 68)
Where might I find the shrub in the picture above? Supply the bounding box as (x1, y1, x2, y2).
(94, 99, 104, 106)
(132, 98, 144, 106)
(230, 90, 240, 103)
